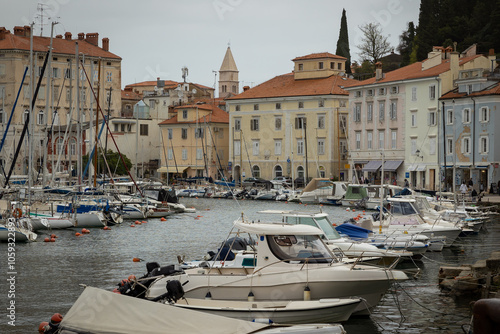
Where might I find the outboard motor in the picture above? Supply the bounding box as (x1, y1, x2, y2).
(150, 280, 185, 303)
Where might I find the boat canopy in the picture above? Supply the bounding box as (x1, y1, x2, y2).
(60, 287, 268, 334)
(301, 178, 333, 193)
(234, 220, 323, 236)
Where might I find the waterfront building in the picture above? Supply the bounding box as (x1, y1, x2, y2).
(440, 61, 500, 193)
(0, 26, 121, 183)
(344, 46, 493, 190)
(158, 101, 229, 180)
(226, 52, 355, 183)
(115, 78, 214, 178)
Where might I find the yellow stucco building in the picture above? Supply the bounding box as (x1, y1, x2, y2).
(158, 101, 229, 180)
(226, 52, 357, 183)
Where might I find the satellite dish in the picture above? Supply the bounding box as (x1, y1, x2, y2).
(192, 89, 197, 94)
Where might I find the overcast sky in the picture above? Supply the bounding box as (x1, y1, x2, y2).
(2, 0, 420, 92)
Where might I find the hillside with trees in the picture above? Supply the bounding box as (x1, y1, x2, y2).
(412, 0, 500, 61)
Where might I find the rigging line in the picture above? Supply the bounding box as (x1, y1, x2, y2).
(241, 131, 253, 178)
(79, 60, 143, 197)
(159, 130, 170, 180)
(200, 118, 209, 178)
(3, 50, 50, 189)
(168, 134, 179, 174)
(37, 64, 68, 181)
(207, 123, 226, 182)
(0, 66, 28, 179)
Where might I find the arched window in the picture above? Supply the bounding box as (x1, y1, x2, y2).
(297, 166, 304, 178)
(274, 165, 283, 178)
(252, 165, 261, 178)
(232, 85, 237, 93)
(56, 138, 64, 155)
(69, 138, 76, 156)
(319, 166, 326, 178)
(37, 109, 45, 125)
(24, 109, 29, 122)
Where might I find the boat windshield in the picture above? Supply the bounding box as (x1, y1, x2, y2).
(390, 201, 418, 215)
(266, 234, 334, 263)
(284, 216, 341, 240)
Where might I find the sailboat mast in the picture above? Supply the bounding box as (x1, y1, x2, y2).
(28, 22, 34, 204)
(93, 59, 101, 187)
(76, 42, 82, 190)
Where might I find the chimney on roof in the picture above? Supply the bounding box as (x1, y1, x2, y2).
(56, 34, 62, 39)
(85, 33, 99, 46)
(489, 49, 497, 73)
(243, 85, 250, 92)
(23, 25, 31, 37)
(78, 33, 85, 40)
(65, 32, 72, 40)
(450, 51, 459, 81)
(13, 26, 24, 36)
(0, 27, 7, 40)
(102, 37, 109, 51)
(375, 62, 383, 81)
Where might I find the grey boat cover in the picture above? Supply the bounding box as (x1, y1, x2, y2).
(60, 286, 268, 334)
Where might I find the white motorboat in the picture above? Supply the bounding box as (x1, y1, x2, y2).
(0, 217, 37, 242)
(145, 217, 408, 315)
(173, 297, 361, 324)
(258, 209, 413, 265)
(365, 197, 462, 246)
(299, 179, 347, 205)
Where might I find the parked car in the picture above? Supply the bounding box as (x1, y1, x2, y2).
(241, 177, 270, 187)
(272, 176, 292, 186)
(293, 177, 306, 188)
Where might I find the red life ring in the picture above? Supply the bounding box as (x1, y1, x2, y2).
(13, 208, 22, 218)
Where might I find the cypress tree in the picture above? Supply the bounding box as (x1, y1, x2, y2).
(335, 9, 351, 74)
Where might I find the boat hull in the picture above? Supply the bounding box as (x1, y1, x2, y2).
(147, 265, 406, 315)
(174, 298, 360, 324)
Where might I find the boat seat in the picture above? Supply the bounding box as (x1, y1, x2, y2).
(146, 262, 160, 274)
(150, 264, 182, 277)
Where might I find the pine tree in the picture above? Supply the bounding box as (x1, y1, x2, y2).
(335, 9, 351, 74)
(398, 22, 416, 66)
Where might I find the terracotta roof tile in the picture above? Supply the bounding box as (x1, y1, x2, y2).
(441, 81, 500, 100)
(159, 102, 228, 125)
(0, 31, 121, 59)
(121, 89, 142, 100)
(292, 52, 346, 61)
(227, 73, 356, 100)
(346, 55, 482, 88)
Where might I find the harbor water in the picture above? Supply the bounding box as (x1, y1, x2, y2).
(1, 197, 499, 333)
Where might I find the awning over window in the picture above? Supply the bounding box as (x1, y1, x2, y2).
(363, 160, 382, 172)
(416, 165, 427, 172)
(383, 160, 403, 172)
(407, 165, 417, 171)
(157, 166, 185, 173)
(475, 165, 489, 169)
(354, 160, 369, 164)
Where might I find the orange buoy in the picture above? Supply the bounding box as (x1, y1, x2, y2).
(103, 226, 111, 230)
(50, 234, 57, 238)
(39, 321, 49, 333)
(44, 237, 50, 242)
(132, 257, 142, 262)
(135, 220, 140, 224)
(160, 217, 167, 221)
(75, 232, 81, 236)
(128, 274, 137, 281)
(82, 228, 90, 234)
(136, 221, 142, 225)
(352, 209, 356, 212)
(112, 288, 121, 294)
(50, 313, 63, 324)
(142, 221, 147, 224)
(130, 224, 136, 227)
(50, 238, 56, 242)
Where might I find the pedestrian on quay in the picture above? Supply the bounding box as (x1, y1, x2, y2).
(404, 179, 409, 188)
